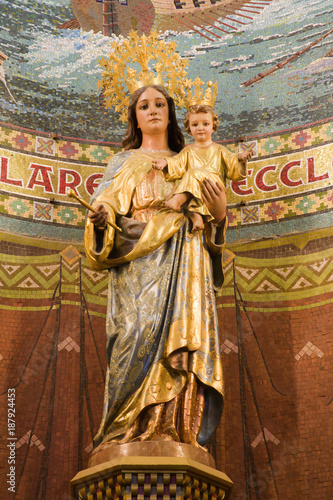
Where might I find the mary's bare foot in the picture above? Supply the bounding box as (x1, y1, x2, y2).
(188, 212, 204, 232)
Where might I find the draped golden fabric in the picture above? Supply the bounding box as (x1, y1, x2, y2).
(84, 150, 229, 449)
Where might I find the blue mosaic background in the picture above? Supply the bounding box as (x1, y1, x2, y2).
(0, 0, 332, 141)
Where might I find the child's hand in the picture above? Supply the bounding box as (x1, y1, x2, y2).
(238, 148, 254, 162)
(152, 158, 168, 170)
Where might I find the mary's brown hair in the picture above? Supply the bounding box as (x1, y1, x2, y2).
(122, 85, 184, 153)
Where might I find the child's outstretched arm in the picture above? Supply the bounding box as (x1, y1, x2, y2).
(152, 158, 168, 170)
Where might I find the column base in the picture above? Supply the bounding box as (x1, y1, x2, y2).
(71, 442, 233, 499)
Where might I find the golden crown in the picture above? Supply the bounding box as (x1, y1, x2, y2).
(98, 31, 189, 123)
(184, 77, 218, 110)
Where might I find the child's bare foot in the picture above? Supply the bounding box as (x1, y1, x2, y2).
(164, 193, 189, 212)
(188, 212, 204, 232)
(164, 196, 182, 212)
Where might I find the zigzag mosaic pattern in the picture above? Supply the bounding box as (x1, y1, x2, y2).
(217, 247, 333, 306)
(0, 246, 108, 308)
(1, 244, 333, 310)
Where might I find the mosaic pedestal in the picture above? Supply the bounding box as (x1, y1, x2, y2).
(71, 442, 233, 499)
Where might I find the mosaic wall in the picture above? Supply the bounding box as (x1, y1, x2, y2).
(217, 228, 333, 500)
(0, 238, 107, 500)
(0, 229, 332, 499)
(1, 1, 333, 499)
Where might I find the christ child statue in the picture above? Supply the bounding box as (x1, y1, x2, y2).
(153, 104, 254, 231)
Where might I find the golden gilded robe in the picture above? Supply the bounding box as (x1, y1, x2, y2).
(85, 149, 229, 448)
(166, 143, 247, 220)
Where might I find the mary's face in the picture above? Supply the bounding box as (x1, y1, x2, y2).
(135, 87, 169, 137)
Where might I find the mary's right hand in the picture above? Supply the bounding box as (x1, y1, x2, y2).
(201, 179, 227, 224)
(88, 204, 109, 230)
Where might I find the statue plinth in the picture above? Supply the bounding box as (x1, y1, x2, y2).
(71, 442, 233, 499)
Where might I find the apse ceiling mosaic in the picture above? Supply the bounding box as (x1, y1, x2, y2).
(0, 0, 332, 142)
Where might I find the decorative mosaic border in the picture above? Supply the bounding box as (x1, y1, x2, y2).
(216, 243, 333, 308)
(0, 123, 120, 164)
(227, 186, 333, 227)
(0, 246, 108, 307)
(1, 186, 333, 230)
(0, 193, 86, 228)
(1, 118, 333, 162)
(1, 120, 333, 234)
(255, 121, 333, 158)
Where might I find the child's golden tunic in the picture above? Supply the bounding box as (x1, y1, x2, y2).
(166, 143, 247, 220)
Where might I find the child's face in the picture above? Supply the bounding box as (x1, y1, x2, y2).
(189, 112, 214, 144)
